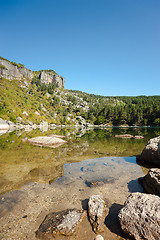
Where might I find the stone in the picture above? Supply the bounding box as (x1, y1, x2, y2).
(0, 118, 9, 130)
(115, 134, 134, 139)
(0, 118, 16, 130)
(23, 111, 29, 116)
(35, 111, 40, 116)
(88, 195, 106, 233)
(115, 134, 144, 139)
(36, 209, 85, 238)
(16, 117, 22, 123)
(139, 168, 160, 196)
(40, 121, 48, 132)
(118, 192, 160, 240)
(137, 136, 160, 164)
(27, 136, 66, 148)
(94, 235, 104, 240)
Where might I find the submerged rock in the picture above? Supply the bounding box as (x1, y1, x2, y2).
(137, 136, 160, 164)
(86, 177, 116, 187)
(115, 134, 144, 139)
(36, 209, 85, 238)
(94, 235, 104, 240)
(88, 195, 106, 233)
(118, 192, 160, 240)
(27, 136, 66, 148)
(139, 168, 160, 196)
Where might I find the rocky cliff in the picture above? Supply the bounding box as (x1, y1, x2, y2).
(0, 57, 65, 88)
(0, 57, 33, 80)
(36, 70, 65, 88)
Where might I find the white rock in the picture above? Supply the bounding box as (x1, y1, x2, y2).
(94, 235, 104, 240)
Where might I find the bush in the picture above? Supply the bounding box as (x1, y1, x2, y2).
(0, 64, 7, 70)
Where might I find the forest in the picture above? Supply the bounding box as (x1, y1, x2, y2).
(68, 90, 160, 126)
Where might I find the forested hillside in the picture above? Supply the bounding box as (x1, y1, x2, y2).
(0, 74, 160, 126)
(69, 90, 160, 126)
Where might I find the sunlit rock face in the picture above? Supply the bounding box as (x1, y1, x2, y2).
(0, 58, 33, 80)
(0, 57, 65, 88)
(39, 71, 65, 88)
(137, 136, 160, 164)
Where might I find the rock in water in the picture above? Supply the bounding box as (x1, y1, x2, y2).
(40, 121, 48, 132)
(137, 136, 160, 164)
(118, 192, 160, 240)
(88, 195, 106, 233)
(36, 209, 85, 239)
(139, 168, 160, 196)
(94, 235, 104, 240)
(27, 136, 66, 148)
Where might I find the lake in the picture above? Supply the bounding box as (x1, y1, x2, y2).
(0, 127, 159, 239)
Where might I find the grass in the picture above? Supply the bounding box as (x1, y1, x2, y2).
(0, 64, 7, 70)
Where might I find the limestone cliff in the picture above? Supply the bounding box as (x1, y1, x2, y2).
(35, 70, 65, 88)
(0, 57, 33, 80)
(0, 57, 65, 88)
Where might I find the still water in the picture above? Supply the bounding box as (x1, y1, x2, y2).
(0, 127, 159, 195)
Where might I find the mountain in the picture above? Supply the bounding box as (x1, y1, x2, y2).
(0, 56, 160, 127)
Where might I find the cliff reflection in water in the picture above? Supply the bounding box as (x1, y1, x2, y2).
(0, 127, 159, 195)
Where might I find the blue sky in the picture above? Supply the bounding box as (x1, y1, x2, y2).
(0, 0, 160, 96)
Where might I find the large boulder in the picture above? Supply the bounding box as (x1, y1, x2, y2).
(27, 136, 66, 148)
(88, 195, 106, 233)
(139, 168, 160, 196)
(118, 192, 160, 240)
(36, 209, 85, 239)
(137, 136, 160, 164)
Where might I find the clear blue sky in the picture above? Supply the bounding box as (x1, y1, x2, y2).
(0, 0, 160, 96)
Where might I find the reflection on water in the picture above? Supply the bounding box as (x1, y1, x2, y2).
(0, 127, 159, 195)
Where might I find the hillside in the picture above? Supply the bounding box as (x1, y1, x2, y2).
(0, 57, 160, 126)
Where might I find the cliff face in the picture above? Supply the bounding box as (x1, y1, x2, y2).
(0, 58, 33, 80)
(38, 71, 65, 88)
(0, 57, 65, 88)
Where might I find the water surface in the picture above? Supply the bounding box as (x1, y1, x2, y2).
(0, 127, 159, 195)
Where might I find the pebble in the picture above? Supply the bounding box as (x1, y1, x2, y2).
(95, 235, 104, 240)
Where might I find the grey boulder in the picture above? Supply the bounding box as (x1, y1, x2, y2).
(137, 136, 160, 164)
(36, 209, 85, 239)
(88, 195, 106, 233)
(139, 168, 160, 196)
(118, 192, 160, 240)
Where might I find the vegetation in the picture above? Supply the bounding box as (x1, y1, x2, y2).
(0, 72, 160, 126)
(68, 90, 160, 126)
(0, 56, 24, 68)
(31, 76, 58, 94)
(0, 56, 10, 62)
(0, 64, 7, 70)
(11, 62, 24, 68)
(33, 69, 57, 75)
